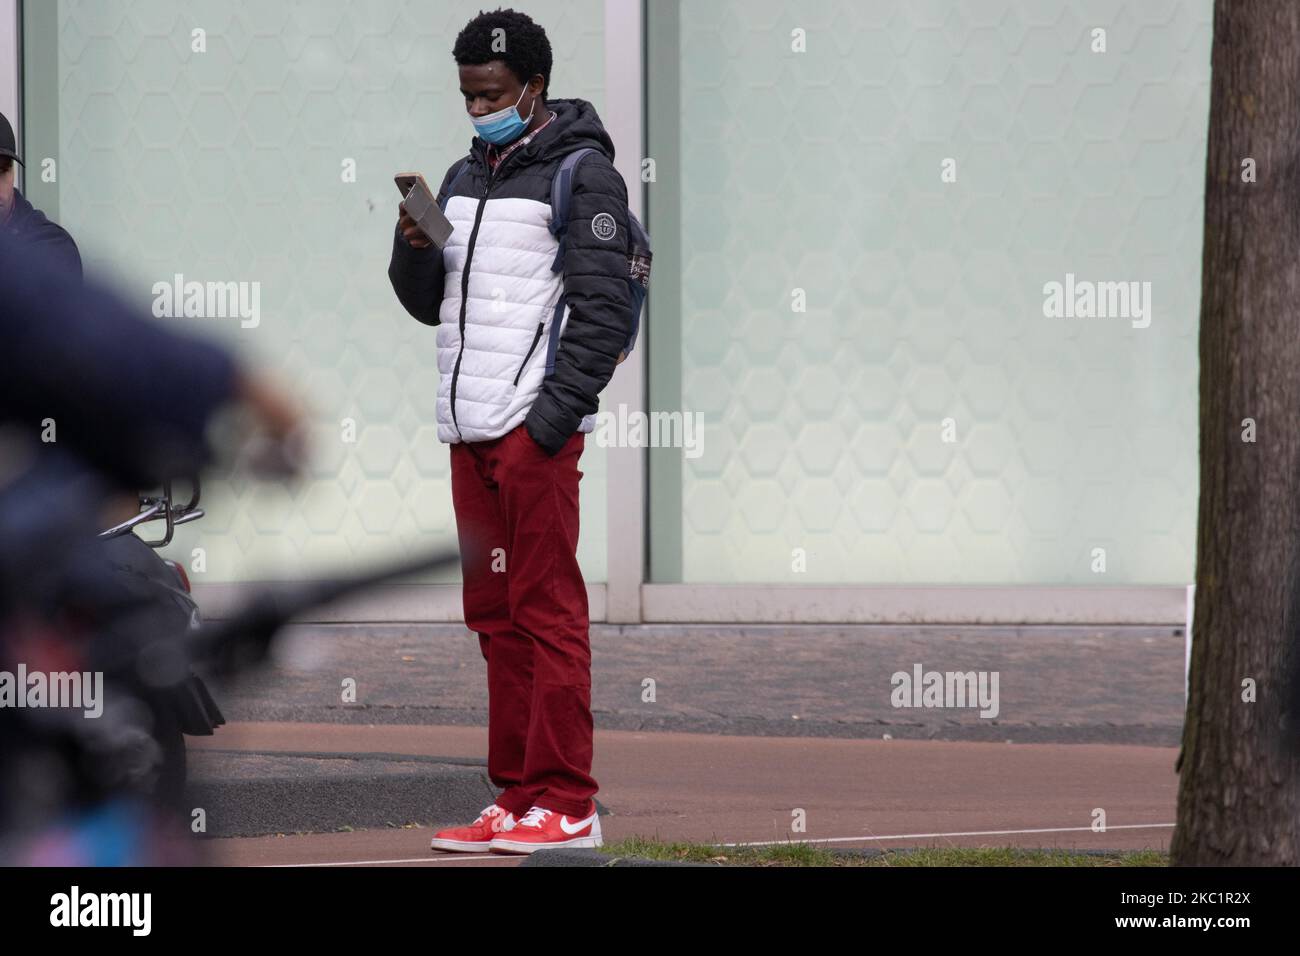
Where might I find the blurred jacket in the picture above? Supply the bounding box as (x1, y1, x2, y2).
(3, 186, 82, 280)
(0, 229, 236, 489)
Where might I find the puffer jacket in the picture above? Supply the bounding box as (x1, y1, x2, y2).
(388, 97, 632, 456)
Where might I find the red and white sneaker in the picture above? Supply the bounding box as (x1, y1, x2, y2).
(489, 803, 602, 855)
(429, 803, 518, 853)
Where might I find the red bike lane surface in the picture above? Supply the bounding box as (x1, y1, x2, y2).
(194, 723, 1177, 867)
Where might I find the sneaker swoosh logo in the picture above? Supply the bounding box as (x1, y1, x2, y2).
(559, 812, 597, 835)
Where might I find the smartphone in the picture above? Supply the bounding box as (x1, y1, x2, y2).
(395, 172, 454, 249)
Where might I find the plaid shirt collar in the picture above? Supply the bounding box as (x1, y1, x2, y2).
(485, 109, 557, 171)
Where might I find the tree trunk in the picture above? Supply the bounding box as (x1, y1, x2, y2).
(1171, 0, 1300, 865)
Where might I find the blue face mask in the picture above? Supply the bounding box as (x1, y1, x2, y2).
(470, 85, 536, 146)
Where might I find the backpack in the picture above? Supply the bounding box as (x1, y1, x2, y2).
(438, 148, 651, 374)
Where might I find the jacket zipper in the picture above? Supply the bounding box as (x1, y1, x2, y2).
(449, 146, 528, 440)
(513, 321, 546, 387)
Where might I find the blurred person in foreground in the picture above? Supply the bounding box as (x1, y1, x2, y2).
(0, 230, 304, 864)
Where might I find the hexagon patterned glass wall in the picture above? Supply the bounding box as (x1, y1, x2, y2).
(50, 0, 609, 583)
(658, 0, 1208, 584)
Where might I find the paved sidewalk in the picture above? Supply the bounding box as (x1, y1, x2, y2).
(196, 723, 1178, 865)
(208, 623, 1185, 746)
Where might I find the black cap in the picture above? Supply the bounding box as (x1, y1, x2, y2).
(0, 112, 22, 166)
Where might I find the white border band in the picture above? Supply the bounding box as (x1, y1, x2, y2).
(192, 583, 1184, 626)
(641, 584, 1187, 626)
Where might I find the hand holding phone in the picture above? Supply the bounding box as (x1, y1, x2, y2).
(397, 203, 432, 249)
(395, 172, 454, 250)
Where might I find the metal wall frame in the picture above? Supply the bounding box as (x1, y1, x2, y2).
(1, 0, 18, 188)
(601, 0, 647, 623)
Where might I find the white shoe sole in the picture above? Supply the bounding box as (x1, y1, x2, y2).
(489, 818, 603, 855)
(430, 837, 495, 853)
(489, 834, 603, 855)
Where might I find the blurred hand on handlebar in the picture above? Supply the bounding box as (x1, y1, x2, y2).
(235, 370, 303, 439)
(227, 369, 311, 479)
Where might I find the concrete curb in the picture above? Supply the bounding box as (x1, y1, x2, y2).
(185, 749, 497, 838)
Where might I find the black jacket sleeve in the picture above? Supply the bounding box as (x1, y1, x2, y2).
(387, 163, 458, 326)
(523, 155, 632, 456)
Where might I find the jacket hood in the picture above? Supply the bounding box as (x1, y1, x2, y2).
(468, 96, 615, 169)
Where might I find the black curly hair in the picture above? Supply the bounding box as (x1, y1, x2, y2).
(453, 7, 553, 99)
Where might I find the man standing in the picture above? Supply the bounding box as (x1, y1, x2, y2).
(0, 111, 81, 278)
(388, 8, 631, 854)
